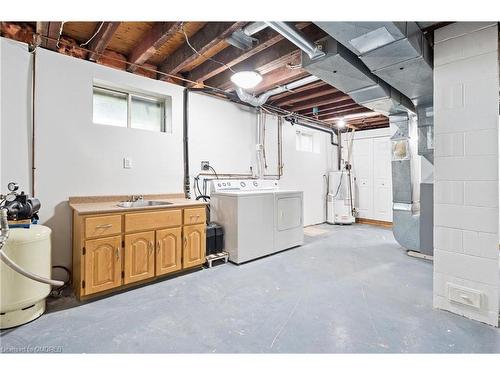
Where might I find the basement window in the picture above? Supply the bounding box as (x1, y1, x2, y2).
(92, 86, 171, 133)
(295, 130, 314, 153)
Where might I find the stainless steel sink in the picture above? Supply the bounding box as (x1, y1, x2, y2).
(117, 200, 173, 208)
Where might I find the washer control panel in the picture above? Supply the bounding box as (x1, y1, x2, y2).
(210, 179, 278, 193)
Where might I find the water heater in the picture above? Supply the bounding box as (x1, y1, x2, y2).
(326, 170, 356, 225)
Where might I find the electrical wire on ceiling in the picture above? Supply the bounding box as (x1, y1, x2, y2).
(32, 33, 337, 130)
(80, 21, 105, 47)
(180, 22, 236, 74)
(55, 21, 66, 48)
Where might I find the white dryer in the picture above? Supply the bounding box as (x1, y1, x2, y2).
(210, 180, 303, 264)
(275, 190, 304, 251)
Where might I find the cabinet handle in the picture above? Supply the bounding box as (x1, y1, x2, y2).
(184, 237, 187, 248)
(96, 224, 113, 229)
(157, 240, 161, 253)
(149, 241, 154, 254)
(115, 247, 120, 260)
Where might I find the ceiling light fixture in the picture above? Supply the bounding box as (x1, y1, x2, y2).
(337, 119, 346, 128)
(230, 71, 263, 89)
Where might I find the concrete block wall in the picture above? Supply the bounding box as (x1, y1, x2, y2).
(433, 22, 499, 326)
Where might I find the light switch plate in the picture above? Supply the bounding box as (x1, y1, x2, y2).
(123, 157, 133, 169)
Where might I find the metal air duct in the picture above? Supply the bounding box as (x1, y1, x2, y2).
(226, 22, 268, 50)
(314, 22, 434, 163)
(265, 22, 326, 60)
(293, 23, 435, 256)
(301, 36, 415, 115)
(235, 75, 319, 107)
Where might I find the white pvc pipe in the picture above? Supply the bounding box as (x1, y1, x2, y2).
(0, 250, 64, 286)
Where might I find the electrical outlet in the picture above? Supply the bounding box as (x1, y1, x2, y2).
(123, 157, 133, 169)
(201, 161, 210, 171)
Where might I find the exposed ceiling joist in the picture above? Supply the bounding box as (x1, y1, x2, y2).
(289, 92, 351, 112)
(268, 80, 327, 102)
(158, 22, 245, 78)
(3, 21, 388, 130)
(297, 98, 357, 115)
(253, 68, 310, 94)
(128, 22, 182, 72)
(205, 24, 325, 90)
(320, 107, 374, 121)
(36, 21, 63, 50)
(88, 22, 121, 62)
(187, 23, 309, 84)
(273, 85, 339, 107)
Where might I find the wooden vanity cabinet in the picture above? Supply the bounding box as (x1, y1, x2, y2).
(83, 235, 122, 295)
(72, 205, 206, 300)
(124, 231, 155, 284)
(156, 227, 182, 276)
(183, 224, 206, 268)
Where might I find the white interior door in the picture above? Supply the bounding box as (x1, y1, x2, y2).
(373, 137, 393, 222)
(352, 138, 373, 219)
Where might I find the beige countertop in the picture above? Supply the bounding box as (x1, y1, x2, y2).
(69, 194, 207, 215)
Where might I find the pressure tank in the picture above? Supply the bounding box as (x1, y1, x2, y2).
(0, 225, 52, 329)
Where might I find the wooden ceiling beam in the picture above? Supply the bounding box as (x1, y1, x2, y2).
(297, 98, 357, 115)
(348, 117, 388, 126)
(273, 85, 339, 107)
(88, 22, 121, 62)
(187, 23, 309, 84)
(251, 68, 310, 94)
(128, 22, 182, 72)
(299, 100, 359, 116)
(158, 22, 245, 78)
(319, 107, 374, 121)
(268, 80, 328, 102)
(205, 23, 325, 90)
(288, 91, 351, 112)
(36, 21, 63, 50)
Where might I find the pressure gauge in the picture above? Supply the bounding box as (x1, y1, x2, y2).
(7, 182, 19, 192)
(5, 193, 16, 202)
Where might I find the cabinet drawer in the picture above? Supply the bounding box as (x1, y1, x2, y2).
(184, 207, 206, 225)
(85, 215, 122, 239)
(125, 210, 182, 232)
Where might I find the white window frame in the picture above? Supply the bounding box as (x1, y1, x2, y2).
(296, 130, 315, 153)
(93, 85, 171, 133)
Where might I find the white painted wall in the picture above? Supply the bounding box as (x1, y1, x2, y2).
(433, 22, 499, 327)
(0, 38, 33, 191)
(188, 92, 337, 226)
(1, 37, 185, 269)
(1, 37, 338, 271)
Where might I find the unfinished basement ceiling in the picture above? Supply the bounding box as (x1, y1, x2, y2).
(0, 21, 446, 130)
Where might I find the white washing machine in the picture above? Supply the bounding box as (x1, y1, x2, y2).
(210, 179, 303, 264)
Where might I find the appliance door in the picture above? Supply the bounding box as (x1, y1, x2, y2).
(275, 192, 304, 250)
(235, 193, 275, 263)
(277, 196, 302, 231)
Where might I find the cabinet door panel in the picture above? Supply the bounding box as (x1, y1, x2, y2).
(183, 224, 205, 269)
(84, 236, 122, 295)
(124, 231, 155, 284)
(156, 227, 182, 276)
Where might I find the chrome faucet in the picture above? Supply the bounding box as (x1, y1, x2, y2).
(130, 194, 144, 202)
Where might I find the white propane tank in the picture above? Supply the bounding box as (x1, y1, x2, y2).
(0, 225, 52, 329)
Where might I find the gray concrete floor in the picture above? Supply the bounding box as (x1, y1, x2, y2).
(1, 224, 499, 353)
